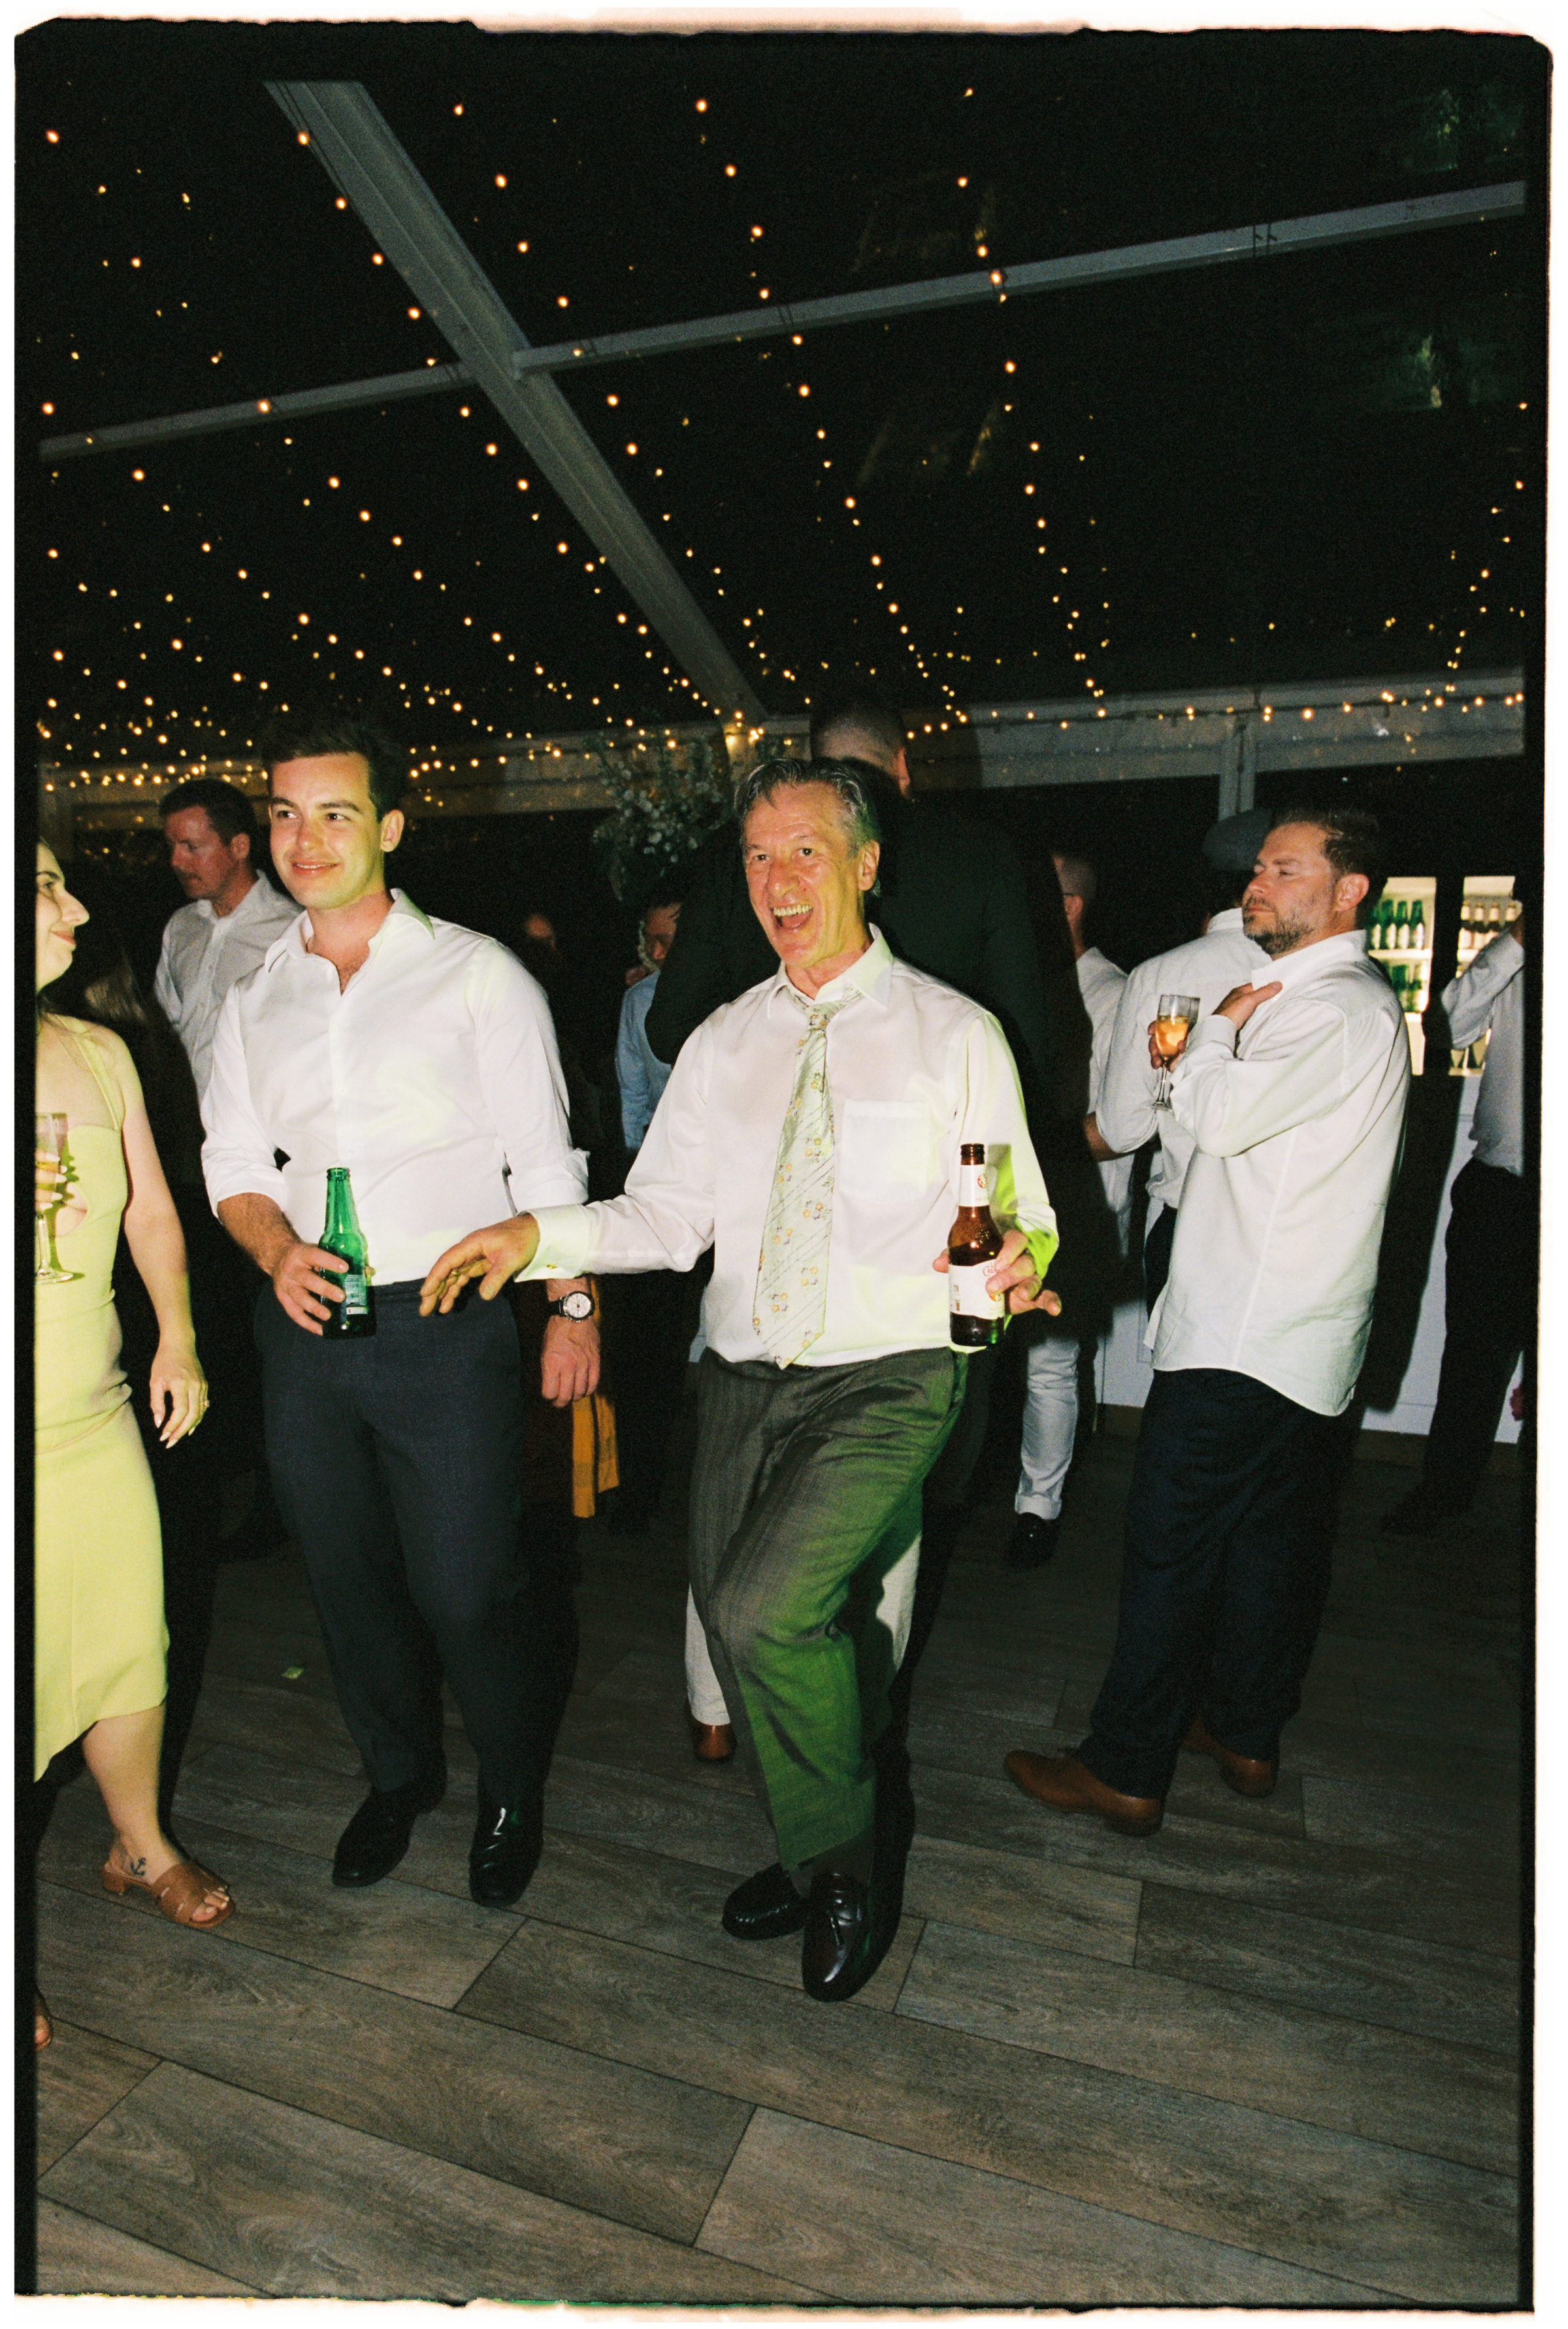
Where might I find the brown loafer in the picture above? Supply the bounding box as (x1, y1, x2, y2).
(1004, 1749, 1163, 1836)
(1182, 1715, 1277, 1799)
(686, 1711, 736, 1764)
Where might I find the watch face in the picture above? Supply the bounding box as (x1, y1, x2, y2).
(559, 1291, 593, 1320)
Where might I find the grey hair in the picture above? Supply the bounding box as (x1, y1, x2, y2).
(734, 757, 881, 854)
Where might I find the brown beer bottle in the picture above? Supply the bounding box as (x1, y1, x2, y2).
(948, 1142, 1005, 1349)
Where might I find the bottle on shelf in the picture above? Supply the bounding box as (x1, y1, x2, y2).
(947, 1142, 1006, 1350)
(1392, 899, 1409, 950)
(1408, 898, 1426, 952)
(319, 1164, 375, 1339)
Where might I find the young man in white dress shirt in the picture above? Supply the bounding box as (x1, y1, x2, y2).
(1007, 806, 1408, 1834)
(201, 715, 598, 1908)
(155, 779, 299, 1098)
(1008, 852, 1134, 1570)
(421, 761, 1060, 2001)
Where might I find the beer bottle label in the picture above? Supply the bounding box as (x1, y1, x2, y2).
(949, 1260, 1004, 1322)
(958, 1162, 988, 1207)
(340, 1269, 368, 1316)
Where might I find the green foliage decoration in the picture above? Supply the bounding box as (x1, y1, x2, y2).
(589, 732, 736, 904)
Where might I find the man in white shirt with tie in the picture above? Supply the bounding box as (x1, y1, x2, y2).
(155, 778, 299, 1097)
(421, 760, 1060, 2002)
(1007, 806, 1408, 1835)
(202, 714, 597, 1910)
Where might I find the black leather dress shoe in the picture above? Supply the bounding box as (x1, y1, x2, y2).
(721, 1860, 809, 1941)
(802, 1864, 893, 2003)
(333, 1772, 446, 1889)
(469, 1790, 544, 1908)
(1006, 1513, 1061, 1570)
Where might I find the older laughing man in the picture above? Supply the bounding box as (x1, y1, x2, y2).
(422, 759, 1059, 2004)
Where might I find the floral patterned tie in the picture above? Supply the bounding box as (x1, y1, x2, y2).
(753, 990, 857, 1367)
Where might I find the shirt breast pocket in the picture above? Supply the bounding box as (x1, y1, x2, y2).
(837, 1099, 938, 1194)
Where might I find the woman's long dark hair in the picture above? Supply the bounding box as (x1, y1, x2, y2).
(44, 889, 204, 1186)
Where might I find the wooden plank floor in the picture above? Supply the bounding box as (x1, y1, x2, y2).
(33, 1431, 1524, 2305)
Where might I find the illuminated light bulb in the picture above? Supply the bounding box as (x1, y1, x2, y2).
(359, 509, 371, 520)
(133, 469, 145, 481)
(557, 295, 569, 307)
(336, 196, 347, 209)
(625, 442, 638, 455)
(495, 173, 507, 188)
(517, 240, 529, 252)
(46, 128, 59, 142)
(725, 164, 737, 176)
(131, 256, 141, 268)
(758, 286, 769, 298)
(329, 476, 340, 489)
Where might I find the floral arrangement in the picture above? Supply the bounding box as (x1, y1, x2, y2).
(589, 732, 736, 902)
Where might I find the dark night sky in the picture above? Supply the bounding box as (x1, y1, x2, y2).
(18, 21, 1547, 770)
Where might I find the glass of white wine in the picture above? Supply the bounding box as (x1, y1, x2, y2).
(35, 1112, 80, 1284)
(1152, 994, 1201, 1110)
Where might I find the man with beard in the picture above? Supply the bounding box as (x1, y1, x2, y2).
(1005, 808, 1408, 1834)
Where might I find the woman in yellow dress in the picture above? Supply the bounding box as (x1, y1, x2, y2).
(34, 844, 235, 2045)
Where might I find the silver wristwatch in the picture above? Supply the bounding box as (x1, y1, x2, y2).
(546, 1289, 594, 1321)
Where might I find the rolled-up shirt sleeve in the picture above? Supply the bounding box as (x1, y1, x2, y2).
(525, 1020, 717, 1281)
(472, 944, 589, 1212)
(1442, 929, 1522, 1048)
(1094, 963, 1162, 1156)
(201, 983, 289, 1216)
(957, 1015, 1060, 1283)
(1171, 1002, 1363, 1155)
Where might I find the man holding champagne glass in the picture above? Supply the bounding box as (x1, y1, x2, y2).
(1006, 807, 1409, 1836)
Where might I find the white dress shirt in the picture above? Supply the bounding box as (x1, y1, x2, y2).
(616, 970, 672, 1149)
(154, 876, 301, 1096)
(1443, 930, 1524, 1176)
(1076, 946, 1134, 1246)
(526, 927, 1058, 1368)
(202, 890, 587, 1284)
(1151, 928, 1409, 1417)
(1095, 907, 1274, 1213)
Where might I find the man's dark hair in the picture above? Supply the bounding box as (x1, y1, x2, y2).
(808, 694, 907, 777)
(643, 885, 685, 919)
(1269, 803, 1386, 922)
(158, 776, 258, 848)
(259, 710, 406, 818)
(734, 756, 881, 854)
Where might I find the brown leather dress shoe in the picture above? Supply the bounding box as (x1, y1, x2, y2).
(1003, 1749, 1163, 1836)
(686, 1710, 736, 1763)
(1181, 1715, 1277, 1799)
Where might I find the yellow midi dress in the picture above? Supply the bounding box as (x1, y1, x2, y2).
(35, 1022, 168, 1779)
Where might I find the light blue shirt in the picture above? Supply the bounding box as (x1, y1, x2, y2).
(616, 969, 672, 1149)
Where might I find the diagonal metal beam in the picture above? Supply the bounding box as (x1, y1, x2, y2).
(266, 79, 765, 723)
(39, 179, 1526, 466)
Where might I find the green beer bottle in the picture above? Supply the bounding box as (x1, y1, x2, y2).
(319, 1165, 374, 1338)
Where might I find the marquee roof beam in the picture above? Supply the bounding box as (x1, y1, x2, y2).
(40, 178, 1524, 465)
(272, 80, 764, 723)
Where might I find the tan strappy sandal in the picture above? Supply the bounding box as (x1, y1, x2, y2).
(101, 1855, 234, 1929)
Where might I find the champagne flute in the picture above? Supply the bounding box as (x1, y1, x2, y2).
(1152, 993, 1200, 1110)
(35, 1113, 80, 1284)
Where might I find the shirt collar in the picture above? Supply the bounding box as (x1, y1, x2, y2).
(1208, 905, 1247, 933)
(1260, 926, 1367, 995)
(766, 924, 894, 1017)
(261, 886, 429, 974)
